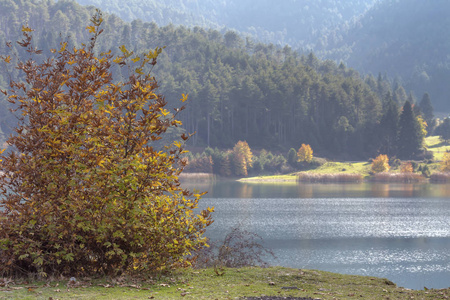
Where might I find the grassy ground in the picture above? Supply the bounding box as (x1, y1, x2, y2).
(239, 174, 298, 182)
(424, 135, 450, 161)
(241, 162, 371, 182)
(1, 267, 448, 299)
(242, 136, 448, 182)
(303, 161, 371, 176)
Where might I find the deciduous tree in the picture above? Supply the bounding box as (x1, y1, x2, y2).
(0, 14, 213, 277)
(372, 154, 390, 173)
(400, 161, 413, 173)
(287, 148, 297, 167)
(441, 152, 450, 172)
(231, 140, 253, 176)
(297, 144, 313, 163)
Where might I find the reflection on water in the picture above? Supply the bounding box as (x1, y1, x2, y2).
(183, 180, 450, 290)
(183, 180, 450, 199)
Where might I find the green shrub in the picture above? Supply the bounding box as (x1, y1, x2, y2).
(287, 148, 297, 167)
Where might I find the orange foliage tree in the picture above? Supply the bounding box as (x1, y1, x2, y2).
(232, 141, 253, 177)
(371, 154, 390, 173)
(400, 161, 413, 173)
(0, 13, 213, 277)
(297, 144, 313, 163)
(441, 152, 450, 172)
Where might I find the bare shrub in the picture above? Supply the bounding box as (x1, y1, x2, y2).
(194, 225, 275, 270)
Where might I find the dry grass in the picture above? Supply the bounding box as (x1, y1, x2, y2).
(425, 136, 450, 160)
(178, 172, 215, 181)
(371, 172, 426, 183)
(297, 173, 363, 183)
(430, 172, 450, 183)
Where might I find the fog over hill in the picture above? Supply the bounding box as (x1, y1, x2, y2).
(74, 0, 378, 48)
(318, 0, 450, 112)
(73, 0, 450, 112)
(0, 0, 446, 158)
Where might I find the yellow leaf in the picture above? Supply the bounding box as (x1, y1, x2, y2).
(86, 25, 96, 33)
(180, 93, 188, 102)
(100, 50, 112, 56)
(160, 108, 169, 116)
(131, 57, 140, 63)
(67, 60, 76, 65)
(113, 57, 123, 64)
(135, 68, 144, 75)
(3, 56, 11, 63)
(174, 141, 182, 148)
(59, 42, 67, 53)
(21, 25, 33, 32)
(119, 45, 129, 54)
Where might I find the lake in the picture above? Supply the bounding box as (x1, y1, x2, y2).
(183, 180, 450, 290)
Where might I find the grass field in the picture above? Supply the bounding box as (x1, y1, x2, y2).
(1, 267, 448, 299)
(239, 174, 298, 182)
(242, 161, 371, 182)
(424, 135, 450, 160)
(241, 136, 448, 182)
(303, 161, 371, 176)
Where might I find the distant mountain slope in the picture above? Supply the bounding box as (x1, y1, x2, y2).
(74, 0, 378, 48)
(320, 0, 450, 112)
(1, 0, 399, 158)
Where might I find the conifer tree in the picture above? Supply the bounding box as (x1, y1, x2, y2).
(378, 94, 399, 156)
(397, 101, 423, 159)
(419, 92, 434, 131)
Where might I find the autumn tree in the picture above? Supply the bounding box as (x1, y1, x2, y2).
(231, 141, 253, 177)
(441, 152, 450, 172)
(399, 161, 413, 173)
(372, 154, 390, 173)
(0, 14, 213, 277)
(416, 115, 428, 139)
(297, 144, 313, 163)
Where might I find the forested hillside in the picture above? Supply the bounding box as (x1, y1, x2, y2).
(0, 0, 428, 160)
(74, 0, 377, 49)
(73, 0, 450, 114)
(319, 0, 450, 112)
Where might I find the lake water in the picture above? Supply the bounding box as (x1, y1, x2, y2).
(183, 180, 450, 290)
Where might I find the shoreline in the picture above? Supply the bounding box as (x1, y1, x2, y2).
(1, 267, 448, 299)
